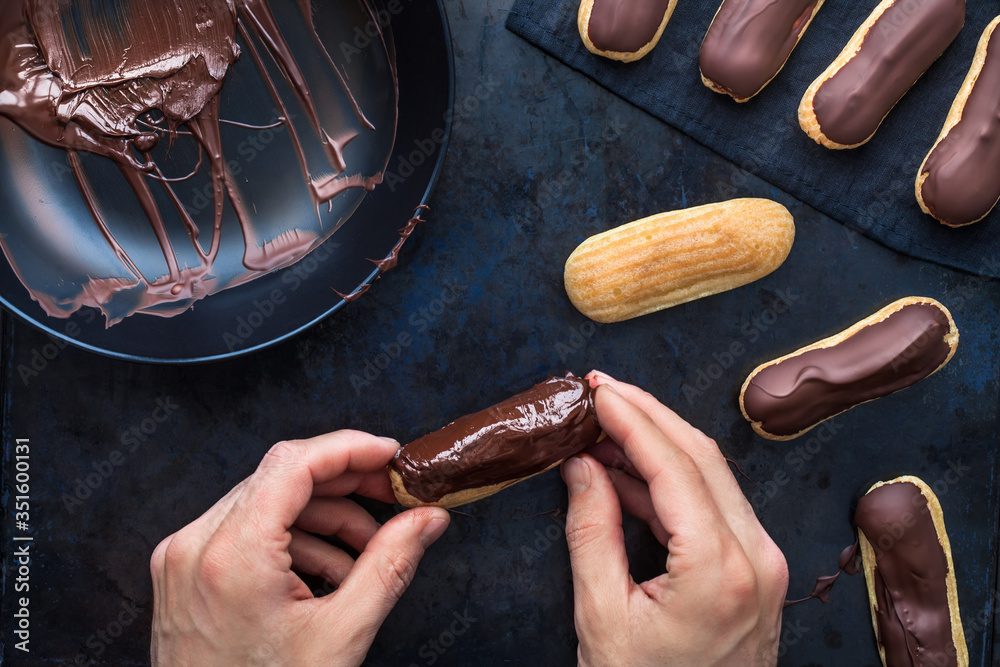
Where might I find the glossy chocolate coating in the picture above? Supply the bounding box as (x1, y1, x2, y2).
(391, 374, 601, 503)
(921, 23, 1000, 226)
(813, 0, 964, 146)
(700, 0, 819, 100)
(587, 0, 672, 53)
(743, 303, 952, 437)
(855, 482, 958, 667)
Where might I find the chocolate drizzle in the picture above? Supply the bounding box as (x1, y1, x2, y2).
(813, 0, 964, 147)
(700, 0, 821, 101)
(743, 303, 954, 437)
(586, 0, 673, 53)
(0, 0, 398, 324)
(391, 373, 602, 503)
(920, 19, 1000, 226)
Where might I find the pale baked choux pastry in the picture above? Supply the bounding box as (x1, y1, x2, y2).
(563, 198, 795, 323)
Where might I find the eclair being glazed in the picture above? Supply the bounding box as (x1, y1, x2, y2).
(799, 0, 965, 149)
(917, 16, 1000, 227)
(700, 0, 825, 102)
(389, 374, 602, 508)
(854, 477, 968, 667)
(740, 297, 958, 440)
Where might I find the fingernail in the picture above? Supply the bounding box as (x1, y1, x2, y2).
(563, 456, 591, 495)
(586, 369, 615, 387)
(419, 517, 449, 548)
(378, 436, 401, 447)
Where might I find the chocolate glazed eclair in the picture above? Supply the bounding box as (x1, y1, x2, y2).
(389, 373, 603, 508)
(700, 0, 825, 102)
(740, 297, 958, 440)
(917, 16, 1000, 227)
(799, 0, 965, 149)
(853, 477, 969, 667)
(577, 0, 678, 62)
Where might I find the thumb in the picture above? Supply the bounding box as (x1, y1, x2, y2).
(562, 455, 631, 619)
(332, 507, 450, 642)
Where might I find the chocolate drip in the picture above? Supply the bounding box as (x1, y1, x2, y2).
(920, 21, 1000, 226)
(391, 374, 602, 503)
(0, 0, 398, 324)
(813, 0, 964, 146)
(586, 0, 672, 53)
(700, 0, 820, 100)
(784, 540, 859, 608)
(855, 482, 958, 667)
(743, 303, 953, 437)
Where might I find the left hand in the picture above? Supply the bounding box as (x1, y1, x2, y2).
(149, 430, 450, 666)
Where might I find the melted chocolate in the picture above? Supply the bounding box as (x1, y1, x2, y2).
(0, 0, 397, 324)
(700, 0, 820, 100)
(333, 205, 428, 301)
(813, 0, 964, 146)
(784, 540, 859, 608)
(920, 21, 1000, 226)
(586, 0, 673, 53)
(743, 303, 953, 437)
(855, 482, 958, 667)
(391, 373, 602, 503)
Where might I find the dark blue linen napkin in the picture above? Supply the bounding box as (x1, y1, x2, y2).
(506, 0, 1000, 278)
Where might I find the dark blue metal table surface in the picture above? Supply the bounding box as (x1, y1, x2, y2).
(2, 1, 998, 665)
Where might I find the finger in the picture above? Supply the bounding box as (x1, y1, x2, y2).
(561, 454, 631, 620)
(294, 497, 380, 553)
(331, 507, 450, 643)
(227, 431, 399, 539)
(588, 370, 709, 448)
(587, 440, 642, 482)
(605, 468, 669, 546)
(593, 385, 727, 546)
(588, 372, 753, 517)
(588, 372, 770, 560)
(312, 470, 396, 503)
(288, 527, 355, 587)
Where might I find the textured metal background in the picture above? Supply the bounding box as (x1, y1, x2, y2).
(2, 0, 998, 665)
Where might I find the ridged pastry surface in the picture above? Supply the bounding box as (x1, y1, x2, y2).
(564, 198, 795, 323)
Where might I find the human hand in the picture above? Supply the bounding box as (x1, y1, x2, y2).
(561, 371, 788, 666)
(150, 431, 450, 666)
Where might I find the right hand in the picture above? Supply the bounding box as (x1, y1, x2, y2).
(560, 371, 789, 666)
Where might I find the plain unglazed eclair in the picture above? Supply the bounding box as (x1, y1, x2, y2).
(389, 373, 603, 508)
(563, 198, 794, 323)
(700, 0, 826, 102)
(740, 297, 959, 440)
(577, 0, 677, 62)
(917, 15, 1000, 227)
(853, 476, 968, 667)
(798, 0, 965, 149)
